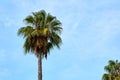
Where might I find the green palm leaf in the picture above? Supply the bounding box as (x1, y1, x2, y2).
(102, 74, 111, 80)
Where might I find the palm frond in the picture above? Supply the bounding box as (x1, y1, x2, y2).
(31, 30, 41, 37)
(102, 73, 111, 80)
(38, 10, 46, 27)
(50, 32, 62, 49)
(17, 26, 34, 38)
(46, 13, 56, 24)
(47, 42, 53, 53)
(109, 60, 116, 66)
(43, 42, 53, 59)
(23, 36, 32, 54)
(24, 15, 35, 25)
(52, 26, 62, 34)
(50, 19, 61, 27)
(32, 10, 46, 28)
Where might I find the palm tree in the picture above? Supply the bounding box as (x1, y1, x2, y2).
(102, 60, 120, 80)
(17, 10, 62, 80)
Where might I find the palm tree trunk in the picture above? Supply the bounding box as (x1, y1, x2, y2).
(38, 53, 42, 80)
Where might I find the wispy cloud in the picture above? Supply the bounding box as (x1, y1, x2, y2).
(1, 0, 120, 80)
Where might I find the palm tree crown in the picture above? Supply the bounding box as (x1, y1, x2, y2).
(18, 10, 62, 59)
(102, 60, 120, 80)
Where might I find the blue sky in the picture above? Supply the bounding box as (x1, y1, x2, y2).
(0, 0, 120, 80)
